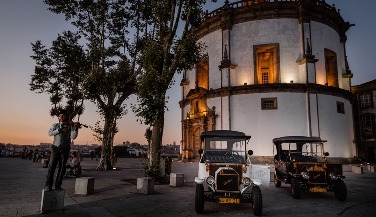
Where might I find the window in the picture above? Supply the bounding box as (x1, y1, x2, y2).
(337, 101, 345, 114)
(254, 44, 279, 84)
(261, 69, 269, 84)
(261, 97, 277, 110)
(324, 49, 338, 87)
(360, 93, 373, 108)
(362, 114, 375, 139)
(196, 58, 209, 89)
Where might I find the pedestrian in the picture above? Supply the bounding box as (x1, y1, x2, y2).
(45, 110, 80, 191)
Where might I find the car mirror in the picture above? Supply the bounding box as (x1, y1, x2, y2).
(324, 152, 329, 156)
(248, 150, 253, 156)
(198, 149, 203, 155)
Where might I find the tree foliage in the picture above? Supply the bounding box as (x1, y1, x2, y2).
(38, 0, 217, 175)
(132, 0, 216, 177)
(42, 0, 140, 170)
(30, 30, 89, 119)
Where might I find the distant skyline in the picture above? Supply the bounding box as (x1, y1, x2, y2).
(1, 0, 375, 146)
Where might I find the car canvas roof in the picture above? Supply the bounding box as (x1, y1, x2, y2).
(272, 136, 327, 145)
(200, 130, 251, 141)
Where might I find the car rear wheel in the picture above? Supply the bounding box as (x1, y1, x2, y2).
(195, 184, 205, 213)
(333, 179, 347, 201)
(274, 173, 281, 188)
(251, 186, 263, 216)
(291, 178, 301, 199)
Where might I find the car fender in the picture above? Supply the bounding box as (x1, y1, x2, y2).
(252, 179, 263, 186)
(240, 184, 253, 194)
(195, 177, 205, 184)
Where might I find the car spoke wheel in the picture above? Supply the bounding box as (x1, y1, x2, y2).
(333, 179, 347, 201)
(274, 173, 281, 188)
(291, 178, 301, 199)
(251, 186, 263, 216)
(195, 184, 205, 213)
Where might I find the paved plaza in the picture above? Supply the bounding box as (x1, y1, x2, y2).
(0, 157, 375, 217)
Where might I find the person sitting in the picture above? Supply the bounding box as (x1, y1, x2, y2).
(64, 152, 80, 177)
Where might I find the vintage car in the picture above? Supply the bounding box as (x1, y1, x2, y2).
(273, 136, 347, 201)
(194, 130, 262, 216)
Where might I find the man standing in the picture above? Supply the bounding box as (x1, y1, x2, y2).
(46, 111, 79, 191)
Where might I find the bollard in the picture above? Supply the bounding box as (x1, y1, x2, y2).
(170, 173, 184, 187)
(137, 177, 154, 194)
(40, 189, 65, 213)
(352, 166, 364, 174)
(74, 177, 95, 195)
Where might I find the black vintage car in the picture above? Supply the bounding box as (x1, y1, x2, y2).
(195, 130, 262, 216)
(273, 136, 347, 201)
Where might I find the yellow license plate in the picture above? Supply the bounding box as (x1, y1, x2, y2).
(310, 187, 327, 192)
(218, 198, 240, 203)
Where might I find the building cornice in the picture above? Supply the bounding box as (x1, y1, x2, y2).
(195, 0, 352, 42)
(180, 83, 352, 107)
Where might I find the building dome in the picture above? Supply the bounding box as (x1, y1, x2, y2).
(180, 0, 354, 160)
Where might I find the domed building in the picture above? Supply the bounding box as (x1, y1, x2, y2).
(180, 0, 355, 160)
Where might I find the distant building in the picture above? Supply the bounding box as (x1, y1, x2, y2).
(180, 0, 355, 160)
(352, 79, 376, 162)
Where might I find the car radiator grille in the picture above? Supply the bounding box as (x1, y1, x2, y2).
(308, 171, 326, 184)
(216, 174, 239, 191)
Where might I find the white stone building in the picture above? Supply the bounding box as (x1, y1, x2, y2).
(180, 0, 355, 160)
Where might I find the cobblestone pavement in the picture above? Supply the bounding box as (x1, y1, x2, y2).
(0, 157, 375, 217)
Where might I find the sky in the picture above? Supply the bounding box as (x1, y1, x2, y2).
(0, 0, 375, 146)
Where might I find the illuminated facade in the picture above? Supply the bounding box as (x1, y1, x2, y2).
(179, 0, 355, 160)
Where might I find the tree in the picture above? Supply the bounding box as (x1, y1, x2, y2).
(132, 0, 216, 177)
(30, 30, 89, 121)
(43, 0, 140, 170)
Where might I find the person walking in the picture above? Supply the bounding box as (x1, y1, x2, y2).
(46, 110, 79, 191)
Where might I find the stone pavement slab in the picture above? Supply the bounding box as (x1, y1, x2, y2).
(1, 157, 376, 217)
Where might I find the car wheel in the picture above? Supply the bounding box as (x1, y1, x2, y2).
(274, 173, 281, 188)
(195, 184, 205, 213)
(251, 186, 263, 216)
(291, 178, 301, 199)
(333, 179, 347, 201)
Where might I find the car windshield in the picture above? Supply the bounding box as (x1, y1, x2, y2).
(281, 143, 323, 155)
(203, 138, 247, 163)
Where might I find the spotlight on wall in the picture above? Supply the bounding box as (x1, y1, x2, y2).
(244, 82, 247, 85)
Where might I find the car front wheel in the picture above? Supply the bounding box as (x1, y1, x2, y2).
(333, 179, 347, 201)
(291, 178, 301, 199)
(251, 186, 263, 216)
(195, 184, 205, 213)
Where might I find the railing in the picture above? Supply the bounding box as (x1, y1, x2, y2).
(203, 0, 339, 21)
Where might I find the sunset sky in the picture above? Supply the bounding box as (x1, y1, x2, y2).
(1, 0, 375, 146)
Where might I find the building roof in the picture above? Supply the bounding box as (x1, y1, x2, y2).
(200, 130, 251, 141)
(272, 136, 327, 145)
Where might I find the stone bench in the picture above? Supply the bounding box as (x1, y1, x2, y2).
(137, 177, 154, 194)
(75, 177, 95, 195)
(40, 189, 65, 213)
(352, 166, 364, 174)
(170, 173, 184, 187)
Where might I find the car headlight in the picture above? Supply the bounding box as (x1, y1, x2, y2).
(329, 172, 339, 180)
(301, 172, 309, 179)
(242, 177, 251, 186)
(206, 176, 215, 185)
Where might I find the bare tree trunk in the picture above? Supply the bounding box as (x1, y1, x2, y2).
(149, 113, 164, 170)
(97, 113, 116, 170)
